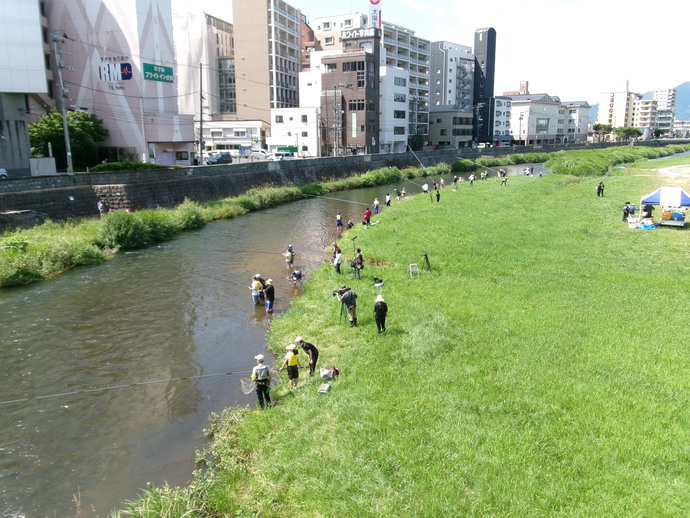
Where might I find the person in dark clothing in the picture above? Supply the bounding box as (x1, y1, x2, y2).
(263, 279, 275, 313)
(295, 336, 319, 376)
(435, 190, 440, 202)
(622, 201, 631, 222)
(373, 294, 388, 334)
(596, 182, 605, 197)
(337, 285, 358, 327)
(251, 354, 272, 409)
(354, 248, 363, 280)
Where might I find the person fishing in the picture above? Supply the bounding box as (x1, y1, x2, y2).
(251, 354, 272, 408)
(279, 344, 303, 389)
(283, 244, 295, 268)
(354, 248, 363, 280)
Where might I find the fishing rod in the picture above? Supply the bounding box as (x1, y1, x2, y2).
(0, 371, 253, 407)
(305, 194, 370, 206)
(406, 144, 435, 202)
(192, 271, 247, 288)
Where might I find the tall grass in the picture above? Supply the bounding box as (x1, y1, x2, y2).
(122, 170, 690, 516)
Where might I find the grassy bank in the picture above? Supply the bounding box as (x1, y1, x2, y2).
(118, 159, 690, 516)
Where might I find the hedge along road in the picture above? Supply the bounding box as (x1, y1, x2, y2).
(0, 165, 531, 518)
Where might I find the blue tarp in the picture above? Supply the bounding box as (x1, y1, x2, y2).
(640, 187, 690, 207)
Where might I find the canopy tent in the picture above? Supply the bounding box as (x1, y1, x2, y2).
(640, 187, 690, 207)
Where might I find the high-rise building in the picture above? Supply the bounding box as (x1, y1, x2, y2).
(232, 0, 302, 121)
(46, 0, 195, 165)
(0, 0, 49, 176)
(428, 41, 474, 149)
(472, 27, 496, 143)
(632, 98, 657, 137)
(653, 88, 676, 136)
(597, 89, 638, 128)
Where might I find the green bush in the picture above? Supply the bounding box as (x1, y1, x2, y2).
(475, 156, 512, 167)
(300, 183, 327, 196)
(137, 209, 180, 242)
(450, 159, 479, 172)
(172, 198, 211, 231)
(522, 152, 551, 163)
(90, 160, 170, 172)
(98, 210, 150, 249)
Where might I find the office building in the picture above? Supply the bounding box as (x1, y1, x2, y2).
(653, 88, 676, 136)
(0, 0, 49, 176)
(232, 0, 302, 121)
(472, 27, 496, 143)
(46, 0, 194, 165)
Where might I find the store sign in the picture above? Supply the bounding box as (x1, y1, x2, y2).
(143, 63, 174, 83)
(369, 0, 381, 29)
(98, 62, 133, 82)
(341, 27, 378, 40)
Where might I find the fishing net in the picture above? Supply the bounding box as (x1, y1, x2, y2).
(240, 378, 255, 395)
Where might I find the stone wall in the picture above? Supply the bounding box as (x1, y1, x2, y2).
(0, 141, 686, 229)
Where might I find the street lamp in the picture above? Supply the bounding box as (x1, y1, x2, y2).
(518, 113, 523, 146)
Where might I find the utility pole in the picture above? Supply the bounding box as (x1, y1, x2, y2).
(52, 31, 74, 174)
(199, 63, 204, 163)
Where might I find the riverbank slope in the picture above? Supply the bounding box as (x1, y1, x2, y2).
(122, 159, 690, 516)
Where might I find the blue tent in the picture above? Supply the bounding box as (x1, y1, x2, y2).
(640, 187, 690, 207)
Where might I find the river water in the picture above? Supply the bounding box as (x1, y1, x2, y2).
(0, 165, 536, 517)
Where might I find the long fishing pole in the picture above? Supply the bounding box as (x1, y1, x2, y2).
(305, 194, 370, 206)
(192, 271, 247, 288)
(406, 143, 435, 202)
(0, 371, 252, 407)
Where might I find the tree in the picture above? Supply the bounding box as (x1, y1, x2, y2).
(29, 110, 109, 171)
(612, 127, 643, 142)
(408, 134, 425, 151)
(592, 123, 613, 142)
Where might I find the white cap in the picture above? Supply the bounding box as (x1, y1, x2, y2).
(255, 273, 261, 278)
(286, 344, 297, 350)
(266, 279, 273, 284)
(295, 336, 303, 342)
(254, 354, 264, 361)
(375, 294, 385, 302)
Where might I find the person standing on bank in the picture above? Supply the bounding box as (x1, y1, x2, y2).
(337, 285, 358, 327)
(596, 182, 605, 197)
(436, 190, 440, 203)
(363, 207, 372, 226)
(251, 354, 272, 409)
(354, 248, 363, 280)
(622, 201, 631, 222)
(263, 279, 275, 314)
(295, 336, 319, 377)
(334, 247, 343, 274)
(385, 193, 391, 207)
(374, 294, 388, 334)
(279, 344, 303, 389)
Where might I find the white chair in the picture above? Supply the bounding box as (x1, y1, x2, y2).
(408, 264, 420, 277)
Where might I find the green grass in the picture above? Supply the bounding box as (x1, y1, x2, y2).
(118, 168, 690, 517)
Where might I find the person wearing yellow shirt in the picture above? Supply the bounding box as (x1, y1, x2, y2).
(279, 344, 303, 389)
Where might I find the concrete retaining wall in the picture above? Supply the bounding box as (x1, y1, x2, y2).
(0, 141, 686, 228)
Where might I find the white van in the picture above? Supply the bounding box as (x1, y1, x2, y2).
(267, 151, 295, 161)
(251, 149, 270, 159)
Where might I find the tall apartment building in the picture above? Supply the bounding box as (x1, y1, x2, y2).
(653, 88, 676, 136)
(232, 0, 302, 122)
(0, 0, 49, 176)
(311, 13, 430, 139)
(597, 89, 638, 128)
(428, 41, 474, 148)
(507, 93, 590, 145)
(46, 0, 194, 165)
(632, 98, 657, 137)
(472, 27, 496, 143)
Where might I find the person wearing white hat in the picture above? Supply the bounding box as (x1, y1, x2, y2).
(295, 337, 319, 377)
(374, 294, 388, 334)
(251, 354, 272, 408)
(249, 275, 262, 306)
(279, 344, 302, 389)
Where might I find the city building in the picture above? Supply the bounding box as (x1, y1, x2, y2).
(232, 0, 302, 122)
(653, 88, 676, 136)
(672, 120, 690, 138)
(379, 66, 409, 153)
(428, 41, 474, 149)
(632, 98, 657, 138)
(472, 27, 496, 144)
(46, 0, 195, 166)
(311, 13, 429, 140)
(597, 88, 638, 128)
(491, 96, 512, 145)
(266, 106, 320, 156)
(508, 92, 590, 145)
(0, 0, 50, 176)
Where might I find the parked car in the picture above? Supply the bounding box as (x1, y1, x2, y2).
(251, 149, 270, 159)
(205, 153, 233, 165)
(267, 152, 295, 161)
(0, 168, 7, 179)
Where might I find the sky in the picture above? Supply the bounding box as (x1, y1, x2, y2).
(180, 0, 688, 106)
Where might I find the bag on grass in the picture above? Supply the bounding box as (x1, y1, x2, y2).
(320, 367, 340, 380)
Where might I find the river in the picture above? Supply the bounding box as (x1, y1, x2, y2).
(0, 165, 537, 517)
